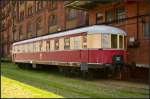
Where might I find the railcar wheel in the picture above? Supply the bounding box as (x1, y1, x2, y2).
(17, 63, 24, 69)
(17, 63, 32, 69)
(81, 70, 94, 80)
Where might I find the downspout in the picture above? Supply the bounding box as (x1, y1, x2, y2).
(136, 0, 139, 41)
(0, 1, 2, 63)
(148, 0, 150, 87)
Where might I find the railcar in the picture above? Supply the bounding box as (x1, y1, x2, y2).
(11, 25, 127, 76)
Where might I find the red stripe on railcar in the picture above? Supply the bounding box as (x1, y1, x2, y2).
(14, 49, 126, 64)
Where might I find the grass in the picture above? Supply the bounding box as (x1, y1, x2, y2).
(1, 76, 63, 98)
(1, 62, 149, 98)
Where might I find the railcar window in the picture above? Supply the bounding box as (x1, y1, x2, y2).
(22, 44, 25, 53)
(35, 41, 39, 52)
(101, 34, 110, 48)
(17, 45, 20, 53)
(46, 40, 50, 51)
(19, 45, 22, 53)
(82, 36, 87, 48)
(124, 36, 127, 49)
(33, 43, 35, 52)
(14, 46, 17, 53)
(28, 44, 31, 53)
(119, 35, 123, 49)
(55, 39, 59, 50)
(111, 34, 117, 48)
(74, 37, 80, 49)
(64, 38, 70, 50)
(39, 41, 43, 52)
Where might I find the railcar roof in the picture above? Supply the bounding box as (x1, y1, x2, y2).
(13, 25, 127, 45)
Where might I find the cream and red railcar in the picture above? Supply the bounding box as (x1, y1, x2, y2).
(11, 25, 127, 73)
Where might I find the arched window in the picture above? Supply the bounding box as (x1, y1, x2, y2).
(20, 11, 24, 21)
(49, 0, 57, 10)
(67, 8, 76, 20)
(37, 1, 43, 12)
(27, 22, 32, 33)
(48, 14, 57, 26)
(28, 6, 33, 16)
(19, 25, 23, 39)
(36, 17, 42, 31)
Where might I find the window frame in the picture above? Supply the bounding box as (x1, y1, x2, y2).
(49, 0, 57, 10)
(46, 40, 51, 51)
(64, 37, 70, 50)
(143, 22, 149, 38)
(105, 10, 113, 23)
(96, 13, 104, 24)
(36, 1, 43, 12)
(101, 34, 110, 48)
(116, 6, 126, 24)
(48, 14, 57, 26)
(82, 35, 87, 49)
(19, 25, 23, 39)
(36, 17, 42, 31)
(27, 22, 33, 33)
(54, 39, 59, 50)
(111, 34, 118, 49)
(67, 8, 76, 20)
(119, 35, 123, 49)
(74, 37, 81, 49)
(28, 6, 33, 16)
(20, 11, 24, 21)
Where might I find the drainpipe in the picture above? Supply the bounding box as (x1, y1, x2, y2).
(148, 0, 150, 86)
(136, 0, 139, 41)
(0, 1, 3, 62)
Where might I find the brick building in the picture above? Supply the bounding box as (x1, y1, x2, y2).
(0, 0, 149, 69)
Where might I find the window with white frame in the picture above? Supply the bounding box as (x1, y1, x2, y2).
(111, 34, 118, 48)
(101, 34, 110, 48)
(74, 37, 80, 49)
(64, 37, 70, 50)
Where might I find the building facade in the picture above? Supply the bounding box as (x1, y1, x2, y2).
(0, 0, 149, 68)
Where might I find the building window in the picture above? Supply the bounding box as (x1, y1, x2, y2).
(67, 8, 76, 20)
(20, 11, 24, 21)
(111, 34, 117, 48)
(19, 25, 23, 39)
(37, 1, 43, 12)
(20, 1, 25, 5)
(49, 0, 57, 10)
(48, 14, 57, 26)
(55, 39, 59, 50)
(144, 22, 149, 37)
(116, 7, 125, 23)
(27, 22, 32, 33)
(64, 38, 70, 50)
(106, 10, 113, 23)
(82, 36, 87, 48)
(36, 17, 42, 31)
(28, 6, 33, 16)
(96, 13, 103, 24)
(46, 40, 50, 51)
